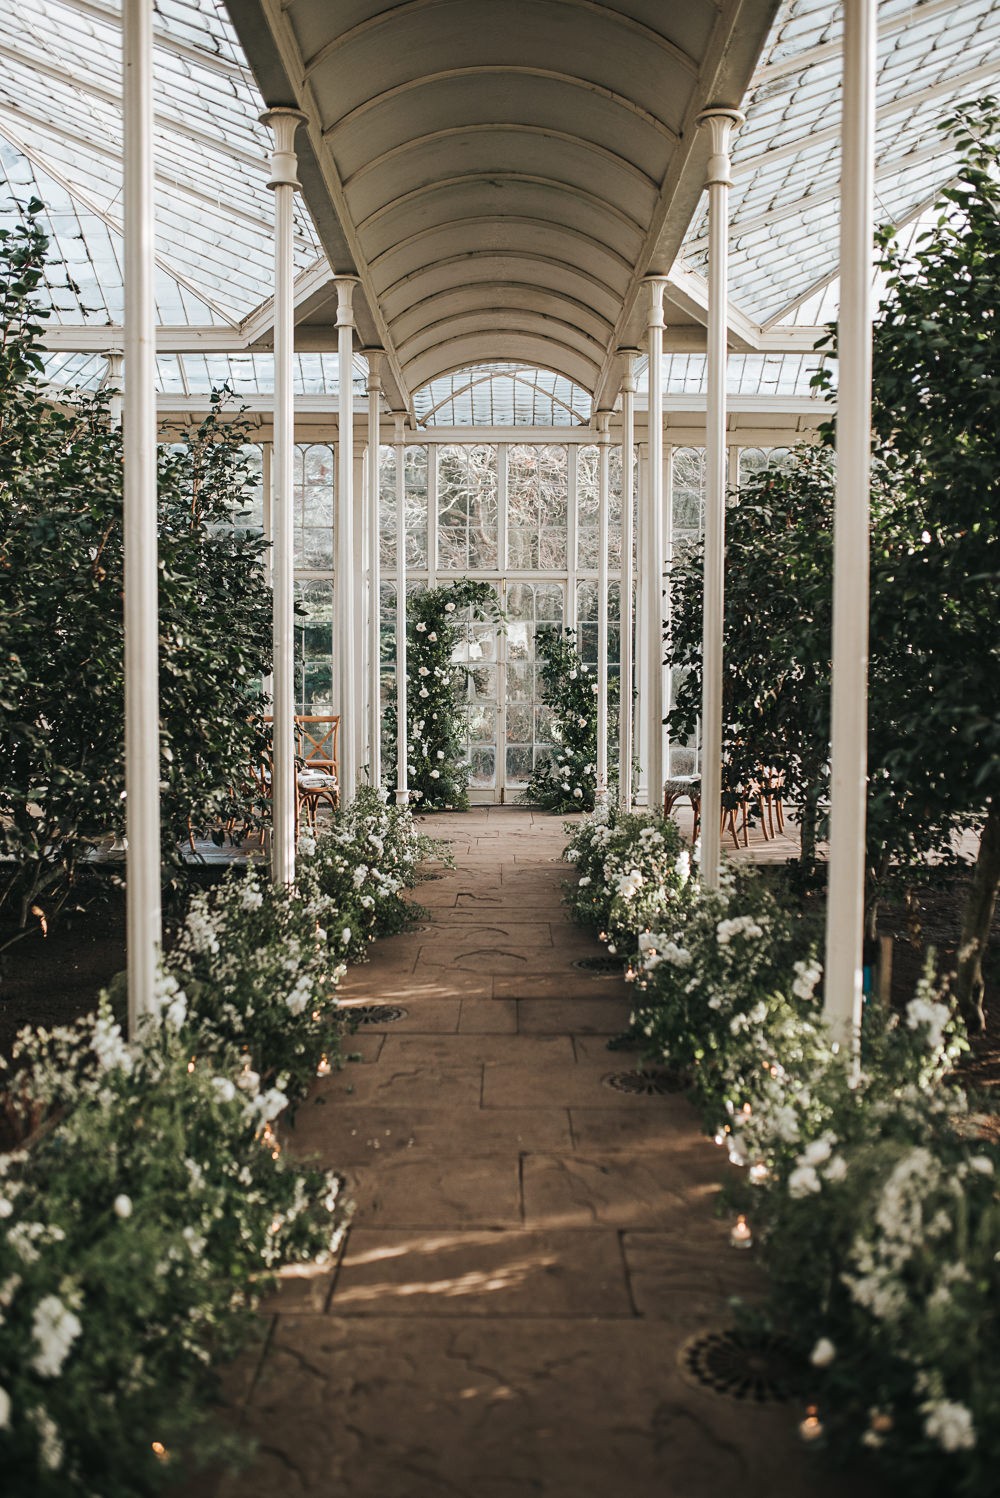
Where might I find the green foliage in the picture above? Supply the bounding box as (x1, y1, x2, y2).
(0, 206, 271, 936)
(0, 1006, 346, 1497)
(523, 628, 615, 813)
(565, 812, 997, 1496)
(0, 786, 439, 1493)
(666, 445, 836, 867)
(383, 578, 503, 810)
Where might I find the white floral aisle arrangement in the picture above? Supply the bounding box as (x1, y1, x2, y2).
(563, 809, 1000, 1496)
(0, 788, 441, 1495)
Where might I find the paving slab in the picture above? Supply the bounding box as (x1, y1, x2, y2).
(196, 809, 857, 1498)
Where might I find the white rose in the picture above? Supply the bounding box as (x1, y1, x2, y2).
(444, 602, 455, 612)
(113, 1194, 133, 1219)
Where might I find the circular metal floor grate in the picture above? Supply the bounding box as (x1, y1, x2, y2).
(347, 1004, 409, 1026)
(603, 1068, 689, 1095)
(679, 1329, 804, 1404)
(572, 956, 623, 975)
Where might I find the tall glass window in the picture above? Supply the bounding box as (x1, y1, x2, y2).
(436, 443, 499, 570)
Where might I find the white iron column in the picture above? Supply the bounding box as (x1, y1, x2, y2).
(824, 0, 876, 1050)
(261, 107, 307, 886)
(643, 277, 668, 808)
(697, 107, 743, 888)
(619, 351, 638, 811)
(596, 411, 611, 803)
(393, 416, 409, 807)
(366, 352, 383, 788)
(336, 277, 359, 804)
(123, 0, 161, 1029)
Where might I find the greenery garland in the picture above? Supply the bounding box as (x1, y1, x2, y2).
(523, 628, 617, 813)
(383, 578, 503, 811)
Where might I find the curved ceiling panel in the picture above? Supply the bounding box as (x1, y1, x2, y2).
(226, 0, 781, 407)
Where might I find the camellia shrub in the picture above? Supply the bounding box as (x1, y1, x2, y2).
(564, 810, 999, 1496)
(382, 578, 502, 810)
(0, 206, 271, 938)
(523, 628, 616, 813)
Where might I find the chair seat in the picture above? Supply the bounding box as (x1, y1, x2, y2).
(664, 774, 700, 794)
(298, 772, 338, 789)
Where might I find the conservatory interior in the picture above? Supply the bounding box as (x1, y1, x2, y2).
(2, 0, 999, 1495)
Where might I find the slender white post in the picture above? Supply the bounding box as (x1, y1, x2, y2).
(336, 277, 359, 804)
(261, 107, 307, 885)
(122, 0, 161, 1031)
(393, 415, 409, 807)
(596, 410, 611, 804)
(824, 0, 876, 1051)
(366, 352, 383, 788)
(104, 349, 123, 427)
(619, 351, 638, 811)
(643, 277, 668, 808)
(697, 107, 743, 888)
(663, 442, 674, 776)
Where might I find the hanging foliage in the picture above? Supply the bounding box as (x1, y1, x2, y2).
(522, 627, 616, 813)
(0, 205, 272, 938)
(382, 578, 503, 811)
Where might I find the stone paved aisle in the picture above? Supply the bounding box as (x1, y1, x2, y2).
(211, 809, 848, 1498)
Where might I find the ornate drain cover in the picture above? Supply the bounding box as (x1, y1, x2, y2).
(679, 1329, 804, 1404)
(572, 956, 623, 975)
(603, 1068, 689, 1095)
(347, 1005, 408, 1026)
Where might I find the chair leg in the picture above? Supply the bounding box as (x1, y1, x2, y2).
(690, 796, 701, 845)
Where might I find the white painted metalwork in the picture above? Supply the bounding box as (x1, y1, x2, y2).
(595, 409, 610, 805)
(261, 107, 307, 886)
(122, 0, 160, 1030)
(824, 0, 876, 1052)
(618, 350, 637, 812)
(697, 107, 743, 889)
(366, 351, 383, 788)
(336, 277, 359, 803)
(643, 277, 667, 809)
(393, 415, 409, 807)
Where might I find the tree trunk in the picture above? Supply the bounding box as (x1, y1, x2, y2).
(955, 795, 1000, 1035)
(799, 780, 821, 872)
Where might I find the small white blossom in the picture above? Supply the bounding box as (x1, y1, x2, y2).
(31, 1295, 82, 1378)
(113, 1195, 133, 1220)
(923, 1400, 976, 1453)
(788, 1164, 822, 1198)
(810, 1337, 836, 1367)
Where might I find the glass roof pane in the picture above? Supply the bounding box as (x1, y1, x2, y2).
(682, 0, 1000, 328)
(414, 364, 593, 427)
(0, 0, 320, 329)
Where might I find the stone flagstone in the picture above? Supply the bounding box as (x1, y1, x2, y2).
(199, 808, 860, 1498)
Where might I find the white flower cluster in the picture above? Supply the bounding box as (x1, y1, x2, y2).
(716, 915, 765, 946)
(617, 868, 644, 901)
(31, 1293, 82, 1378)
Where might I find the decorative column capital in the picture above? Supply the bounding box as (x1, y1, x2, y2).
(392, 412, 407, 445)
(596, 408, 612, 441)
(696, 107, 745, 188)
(618, 347, 641, 393)
(259, 107, 308, 190)
(364, 348, 384, 392)
(642, 276, 668, 329)
(336, 276, 360, 326)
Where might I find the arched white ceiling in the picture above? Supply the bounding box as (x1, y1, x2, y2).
(226, 0, 781, 410)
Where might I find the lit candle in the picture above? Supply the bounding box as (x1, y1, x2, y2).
(187, 1057, 196, 1074)
(729, 1214, 753, 1250)
(316, 1054, 331, 1077)
(151, 1441, 170, 1464)
(798, 1406, 824, 1442)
